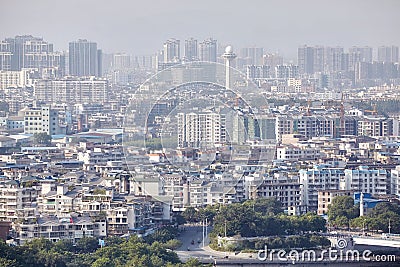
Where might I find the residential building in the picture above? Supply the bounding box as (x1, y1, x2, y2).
(0, 35, 64, 76)
(34, 77, 109, 104)
(184, 38, 198, 61)
(69, 39, 102, 77)
(299, 165, 343, 212)
(378, 46, 399, 63)
(357, 116, 393, 137)
(23, 106, 63, 135)
(0, 69, 35, 90)
(254, 172, 302, 215)
(317, 189, 354, 215)
(198, 38, 217, 62)
(177, 111, 226, 148)
(16, 215, 105, 245)
(163, 38, 180, 63)
(341, 166, 388, 195)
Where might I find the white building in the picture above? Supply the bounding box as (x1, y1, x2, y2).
(276, 144, 321, 161)
(0, 180, 38, 222)
(23, 106, 62, 135)
(299, 165, 343, 212)
(16, 215, 105, 245)
(0, 69, 34, 89)
(177, 111, 226, 148)
(391, 166, 400, 196)
(357, 116, 393, 137)
(341, 166, 388, 195)
(34, 77, 108, 104)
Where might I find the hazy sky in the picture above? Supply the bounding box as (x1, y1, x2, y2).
(1, 0, 399, 59)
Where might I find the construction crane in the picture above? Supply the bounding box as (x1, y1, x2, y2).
(339, 92, 345, 137)
(364, 103, 378, 115)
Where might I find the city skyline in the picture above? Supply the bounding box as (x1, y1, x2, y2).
(1, 0, 399, 59)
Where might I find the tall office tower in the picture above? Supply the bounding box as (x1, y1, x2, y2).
(325, 47, 344, 72)
(198, 38, 217, 62)
(298, 45, 315, 75)
(240, 47, 264, 65)
(0, 35, 64, 76)
(69, 39, 102, 77)
(184, 38, 198, 61)
(163, 38, 180, 63)
(349, 46, 373, 62)
(222, 46, 237, 89)
(378, 46, 399, 63)
(263, 53, 283, 69)
(112, 53, 131, 69)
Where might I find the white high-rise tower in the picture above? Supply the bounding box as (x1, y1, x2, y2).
(222, 46, 236, 89)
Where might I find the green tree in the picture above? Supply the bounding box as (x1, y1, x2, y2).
(76, 237, 99, 253)
(328, 196, 359, 228)
(91, 257, 113, 267)
(164, 239, 182, 250)
(33, 132, 52, 146)
(0, 258, 18, 267)
(181, 207, 198, 223)
(244, 198, 283, 216)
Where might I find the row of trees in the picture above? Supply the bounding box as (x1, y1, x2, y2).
(183, 199, 326, 238)
(219, 234, 331, 251)
(0, 228, 204, 267)
(328, 196, 400, 233)
(212, 205, 326, 238)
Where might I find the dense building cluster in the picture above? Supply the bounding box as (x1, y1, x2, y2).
(0, 34, 399, 246)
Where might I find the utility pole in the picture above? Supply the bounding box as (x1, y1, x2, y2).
(389, 219, 391, 235)
(362, 219, 365, 236)
(205, 218, 208, 239)
(224, 220, 227, 237)
(202, 218, 205, 247)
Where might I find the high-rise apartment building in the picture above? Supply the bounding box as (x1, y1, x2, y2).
(0, 35, 64, 76)
(198, 38, 217, 62)
(239, 47, 264, 66)
(177, 111, 226, 148)
(69, 39, 102, 77)
(298, 45, 315, 75)
(263, 53, 283, 69)
(0, 41, 11, 71)
(348, 46, 373, 63)
(163, 38, 180, 63)
(378, 46, 399, 63)
(184, 38, 198, 61)
(112, 53, 131, 69)
(325, 47, 344, 72)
